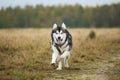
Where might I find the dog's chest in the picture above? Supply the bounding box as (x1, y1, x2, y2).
(58, 45, 69, 54)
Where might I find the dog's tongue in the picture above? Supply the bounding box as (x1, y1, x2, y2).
(57, 40, 62, 45)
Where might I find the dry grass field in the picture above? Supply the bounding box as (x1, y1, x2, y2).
(0, 28, 120, 80)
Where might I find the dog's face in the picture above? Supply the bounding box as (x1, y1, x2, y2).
(52, 23, 67, 46)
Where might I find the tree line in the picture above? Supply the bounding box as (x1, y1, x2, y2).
(0, 3, 120, 28)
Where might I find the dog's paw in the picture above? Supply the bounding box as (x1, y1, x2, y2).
(51, 63, 56, 69)
(56, 67, 62, 70)
(51, 63, 55, 66)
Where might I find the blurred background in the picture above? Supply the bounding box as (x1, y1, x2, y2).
(0, 0, 120, 28)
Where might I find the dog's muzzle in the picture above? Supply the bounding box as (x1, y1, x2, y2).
(56, 37, 63, 46)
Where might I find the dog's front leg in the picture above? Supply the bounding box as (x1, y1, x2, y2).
(51, 45, 59, 65)
(61, 51, 71, 68)
(64, 55, 70, 68)
(51, 53, 62, 70)
(56, 60, 62, 70)
(51, 52, 58, 65)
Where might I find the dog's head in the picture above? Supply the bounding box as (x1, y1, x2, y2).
(52, 23, 67, 46)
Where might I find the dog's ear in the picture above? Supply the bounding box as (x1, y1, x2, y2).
(62, 23, 67, 29)
(52, 23, 57, 30)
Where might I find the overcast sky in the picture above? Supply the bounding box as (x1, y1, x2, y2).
(0, 0, 120, 9)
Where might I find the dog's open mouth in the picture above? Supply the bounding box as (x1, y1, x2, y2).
(56, 39, 63, 45)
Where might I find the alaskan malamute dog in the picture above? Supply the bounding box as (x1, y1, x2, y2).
(51, 23, 72, 70)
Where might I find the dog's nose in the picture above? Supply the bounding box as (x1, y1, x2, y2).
(58, 37, 61, 40)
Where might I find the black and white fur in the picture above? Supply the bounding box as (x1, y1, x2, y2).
(51, 23, 72, 70)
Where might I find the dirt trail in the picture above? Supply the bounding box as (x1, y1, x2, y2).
(81, 53, 120, 80)
(44, 53, 120, 80)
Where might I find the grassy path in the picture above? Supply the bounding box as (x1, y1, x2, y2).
(44, 52, 120, 80)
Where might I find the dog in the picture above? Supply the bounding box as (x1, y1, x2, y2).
(50, 23, 72, 70)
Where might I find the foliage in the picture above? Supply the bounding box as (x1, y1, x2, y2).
(88, 30, 96, 39)
(0, 3, 120, 28)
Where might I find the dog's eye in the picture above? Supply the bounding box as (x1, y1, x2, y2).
(56, 31, 59, 34)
